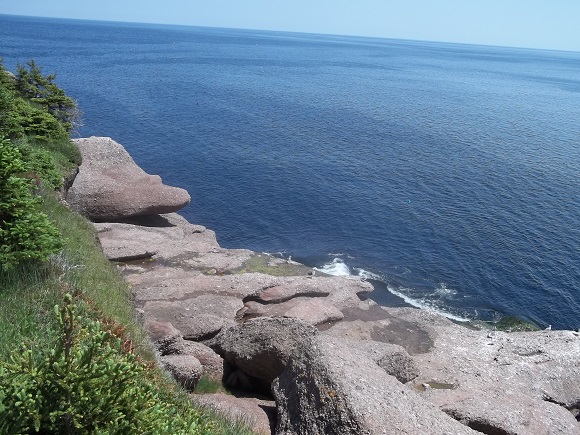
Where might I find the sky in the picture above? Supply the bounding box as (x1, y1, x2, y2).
(1, 0, 579, 52)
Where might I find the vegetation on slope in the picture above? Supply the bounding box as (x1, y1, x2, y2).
(0, 59, 253, 434)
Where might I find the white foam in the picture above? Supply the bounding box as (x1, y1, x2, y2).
(315, 257, 470, 323)
(387, 285, 470, 323)
(328, 253, 355, 259)
(434, 282, 458, 298)
(355, 268, 382, 281)
(314, 258, 351, 276)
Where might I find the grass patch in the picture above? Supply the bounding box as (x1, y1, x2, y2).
(195, 377, 230, 395)
(233, 253, 313, 276)
(41, 192, 152, 355)
(0, 262, 61, 356)
(494, 315, 540, 332)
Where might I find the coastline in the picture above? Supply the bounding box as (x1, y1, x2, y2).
(68, 137, 580, 434)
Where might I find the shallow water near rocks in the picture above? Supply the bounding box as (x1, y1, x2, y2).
(415, 382, 456, 392)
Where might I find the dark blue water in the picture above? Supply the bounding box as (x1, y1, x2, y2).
(2, 15, 579, 329)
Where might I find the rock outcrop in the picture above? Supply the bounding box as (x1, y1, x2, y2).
(210, 317, 318, 386)
(273, 335, 477, 435)
(195, 394, 276, 435)
(159, 354, 202, 391)
(67, 137, 190, 220)
(72, 137, 580, 435)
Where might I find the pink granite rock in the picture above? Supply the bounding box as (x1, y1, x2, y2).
(67, 137, 190, 220)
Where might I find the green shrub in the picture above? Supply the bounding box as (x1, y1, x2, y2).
(0, 83, 24, 140)
(0, 139, 63, 270)
(0, 89, 69, 143)
(1, 60, 70, 143)
(0, 294, 216, 434)
(15, 60, 80, 132)
(15, 142, 63, 189)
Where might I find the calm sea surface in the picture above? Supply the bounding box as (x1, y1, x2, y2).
(2, 15, 579, 328)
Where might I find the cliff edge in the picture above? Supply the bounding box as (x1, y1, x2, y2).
(67, 137, 580, 435)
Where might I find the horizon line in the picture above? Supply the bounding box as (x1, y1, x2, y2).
(2, 12, 579, 55)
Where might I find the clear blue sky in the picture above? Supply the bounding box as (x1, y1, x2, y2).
(2, 0, 579, 52)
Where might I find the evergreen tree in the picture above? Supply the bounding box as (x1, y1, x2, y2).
(0, 139, 62, 270)
(16, 59, 80, 132)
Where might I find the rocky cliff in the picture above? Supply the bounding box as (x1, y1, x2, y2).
(67, 137, 580, 435)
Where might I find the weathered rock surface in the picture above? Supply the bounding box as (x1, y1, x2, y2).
(144, 319, 184, 355)
(180, 313, 228, 341)
(79, 137, 580, 434)
(145, 318, 225, 383)
(339, 338, 420, 384)
(159, 354, 203, 391)
(67, 137, 190, 220)
(326, 307, 580, 434)
(141, 296, 240, 341)
(402, 308, 580, 435)
(182, 341, 225, 383)
(94, 213, 225, 263)
(195, 394, 276, 435)
(210, 317, 318, 386)
(237, 296, 345, 326)
(280, 298, 344, 325)
(272, 335, 477, 435)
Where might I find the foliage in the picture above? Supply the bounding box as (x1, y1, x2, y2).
(0, 139, 62, 270)
(0, 57, 82, 270)
(15, 142, 63, 189)
(0, 85, 68, 143)
(494, 315, 540, 332)
(0, 294, 217, 434)
(1, 58, 81, 148)
(15, 59, 80, 132)
(0, 78, 23, 139)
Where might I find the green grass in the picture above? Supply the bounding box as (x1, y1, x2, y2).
(0, 191, 150, 358)
(194, 377, 231, 395)
(0, 262, 61, 355)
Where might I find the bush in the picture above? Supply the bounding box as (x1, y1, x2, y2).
(0, 82, 24, 140)
(1, 59, 77, 145)
(3, 97, 69, 143)
(15, 60, 80, 132)
(0, 294, 216, 434)
(0, 139, 62, 270)
(15, 142, 63, 189)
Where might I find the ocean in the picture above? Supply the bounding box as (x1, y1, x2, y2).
(1, 14, 579, 329)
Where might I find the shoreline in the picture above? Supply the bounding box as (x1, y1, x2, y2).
(67, 136, 580, 434)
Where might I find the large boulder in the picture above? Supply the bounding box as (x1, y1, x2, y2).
(195, 393, 276, 435)
(67, 137, 190, 220)
(182, 341, 225, 383)
(144, 319, 184, 355)
(272, 335, 477, 435)
(210, 317, 318, 387)
(159, 354, 203, 391)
